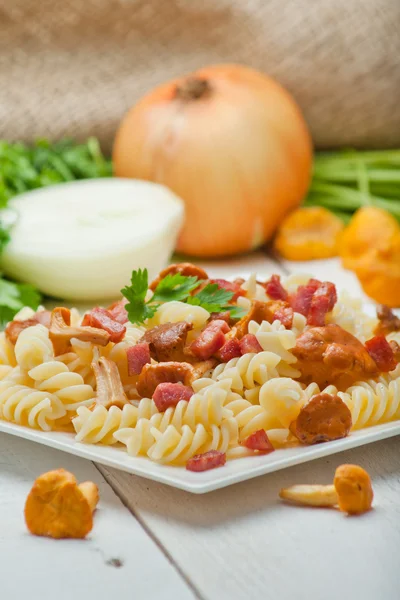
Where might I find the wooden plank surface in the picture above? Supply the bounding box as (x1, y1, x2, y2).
(0, 434, 196, 600)
(98, 436, 400, 600)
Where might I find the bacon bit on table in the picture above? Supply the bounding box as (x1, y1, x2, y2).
(209, 278, 246, 301)
(273, 305, 294, 329)
(186, 450, 226, 472)
(126, 342, 151, 376)
(149, 262, 208, 291)
(290, 393, 352, 445)
(239, 333, 263, 355)
(190, 319, 230, 360)
(152, 382, 194, 412)
(5, 310, 51, 345)
(374, 304, 400, 336)
(139, 321, 193, 362)
(216, 338, 242, 361)
(82, 307, 126, 343)
(243, 429, 275, 453)
(264, 274, 288, 301)
(107, 298, 129, 324)
(365, 335, 397, 372)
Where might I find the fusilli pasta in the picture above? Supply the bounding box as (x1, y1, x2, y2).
(15, 324, 54, 371)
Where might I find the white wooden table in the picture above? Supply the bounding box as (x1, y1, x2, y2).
(1, 255, 399, 600)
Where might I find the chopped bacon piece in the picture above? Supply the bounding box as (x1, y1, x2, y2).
(139, 321, 192, 362)
(107, 299, 129, 324)
(82, 307, 126, 343)
(290, 279, 337, 326)
(375, 305, 400, 337)
(290, 393, 352, 445)
(152, 382, 194, 412)
(273, 305, 294, 329)
(190, 320, 230, 360)
(216, 338, 242, 362)
(150, 263, 208, 291)
(186, 450, 226, 472)
(126, 342, 151, 376)
(239, 334, 263, 355)
(365, 336, 397, 372)
(209, 311, 234, 326)
(243, 429, 275, 453)
(289, 284, 317, 316)
(264, 274, 288, 301)
(209, 279, 246, 301)
(5, 310, 51, 345)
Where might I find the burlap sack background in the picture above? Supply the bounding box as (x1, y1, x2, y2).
(1, 0, 399, 151)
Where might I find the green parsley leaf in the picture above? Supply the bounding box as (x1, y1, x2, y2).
(151, 273, 199, 303)
(221, 305, 247, 320)
(121, 268, 159, 325)
(0, 278, 42, 328)
(187, 283, 234, 313)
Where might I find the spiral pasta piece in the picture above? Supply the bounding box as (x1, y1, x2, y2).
(73, 404, 139, 444)
(248, 320, 300, 378)
(114, 419, 155, 456)
(0, 332, 17, 367)
(212, 351, 281, 392)
(327, 290, 377, 342)
(339, 377, 400, 429)
(15, 324, 54, 371)
(0, 380, 66, 430)
(149, 301, 209, 329)
(258, 378, 306, 429)
(29, 361, 95, 412)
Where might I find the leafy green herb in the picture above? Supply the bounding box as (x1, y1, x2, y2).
(122, 269, 247, 324)
(151, 273, 199, 303)
(121, 269, 159, 325)
(187, 283, 234, 313)
(0, 279, 41, 327)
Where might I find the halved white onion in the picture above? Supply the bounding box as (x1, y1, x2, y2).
(1, 178, 184, 301)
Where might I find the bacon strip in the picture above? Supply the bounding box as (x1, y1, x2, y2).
(365, 336, 397, 372)
(82, 307, 126, 343)
(239, 334, 263, 355)
(190, 320, 230, 360)
(289, 279, 337, 326)
(273, 305, 294, 329)
(126, 342, 151, 376)
(107, 299, 129, 324)
(5, 310, 51, 345)
(264, 274, 288, 301)
(152, 382, 194, 412)
(243, 429, 275, 453)
(209, 279, 246, 302)
(186, 450, 226, 472)
(216, 338, 242, 362)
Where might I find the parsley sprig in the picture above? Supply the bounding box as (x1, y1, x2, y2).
(121, 269, 246, 325)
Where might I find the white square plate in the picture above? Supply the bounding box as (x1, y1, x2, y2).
(0, 419, 399, 493)
(1, 298, 398, 493)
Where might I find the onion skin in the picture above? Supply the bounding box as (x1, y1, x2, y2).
(113, 64, 312, 257)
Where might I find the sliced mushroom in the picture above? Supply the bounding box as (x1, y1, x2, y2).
(92, 356, 128, 409)
(49, 307, 110, 355)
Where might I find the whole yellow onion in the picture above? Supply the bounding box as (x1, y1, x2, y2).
(113, 64, 312, 257)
